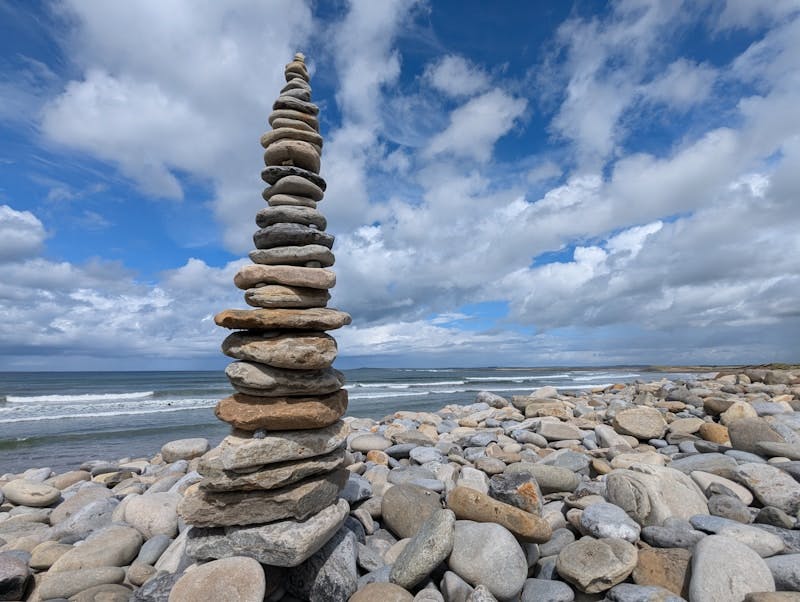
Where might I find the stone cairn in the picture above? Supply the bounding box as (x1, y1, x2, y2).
(178, 53, 354, 568)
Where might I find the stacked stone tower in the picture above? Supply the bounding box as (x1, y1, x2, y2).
(179, 54, 353, 567)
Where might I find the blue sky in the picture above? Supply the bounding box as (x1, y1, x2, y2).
(0, 0, 799, 370)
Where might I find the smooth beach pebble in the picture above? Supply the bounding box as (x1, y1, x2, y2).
(447, 520, 528, 600)
(556, 537, 638, 593)
(160, 438, 209, 463)
(689, 535, 775, 602)
(2, 480, 61, 507)
(168, 556, 266, 602)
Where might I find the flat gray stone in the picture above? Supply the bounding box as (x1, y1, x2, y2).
(764, 554, 800, 591)
(214, 420, 348, 471)
(39, 567, 126, 600)
(185, 498, 349, 567)
(179, 470, 347, 527)
(520, 578, 575, 602)
(256, 205, 326, 230)
(707, 493, 752, 523)
(580, 502, 641, 542)
(390, 509, 455, 589)
(49, 496, 118, 543)
(249, 244, 334, 267)
(607, 583, 685, 602)
(135, 534, 172, 566)
(689, 515, 785, 557)
(0, 554, 30, 600)
(287, 525, 358, 602)
(130, 571, 182, 602)
(689, 535, 775, 602)
(382, 485, 442, 539)
(733, 462, 800, 514)
(200, 448, 345, 492)
(342, 473, 373, 504)
(254, 223, 334, 250)
(261, 164, 326, 189)
(669, 453, 739, 477)
(440, 570, 473, 602)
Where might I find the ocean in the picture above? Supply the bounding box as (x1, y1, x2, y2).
(0, 368, 700, 474)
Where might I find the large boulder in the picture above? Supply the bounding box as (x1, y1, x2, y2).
(605, 464, 708, 526)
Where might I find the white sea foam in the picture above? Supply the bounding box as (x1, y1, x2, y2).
(571, 373, 639, 381)
(348, 380, 465, 388)
(348, 391, 428, 400)
(0, 403, 217, 424)
(465, 374, 571, 382)
(4, 391, 155, 403)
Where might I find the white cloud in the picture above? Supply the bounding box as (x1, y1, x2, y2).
(424, 54, 491, 98)
(714, 0, 800, 31)
(426, 89, 527, 162)
(41, 0, 314, 250)
(0, 205, 47, 263)
(0, 204, 246, 368)
(641, 58, 717, 108)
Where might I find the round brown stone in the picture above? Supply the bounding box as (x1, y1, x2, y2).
(698, 422, 731, 445)
(263, 139, 320, 173)
(222, 331, 337, 369)
(632, 546, 691, 598)
(214, 308, 351, 331)
(215, 389, 348, 431)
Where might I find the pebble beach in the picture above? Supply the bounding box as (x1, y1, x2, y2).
(1, 367, 799, 602)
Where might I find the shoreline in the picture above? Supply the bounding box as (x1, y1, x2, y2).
(0, 367, 797, 600)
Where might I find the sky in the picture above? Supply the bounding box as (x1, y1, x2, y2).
(0, 0, 799, 370)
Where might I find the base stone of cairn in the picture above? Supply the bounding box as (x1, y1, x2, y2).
(179, 53, 353, 569)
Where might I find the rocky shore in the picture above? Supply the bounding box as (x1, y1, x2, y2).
(1, 368, 799, 602)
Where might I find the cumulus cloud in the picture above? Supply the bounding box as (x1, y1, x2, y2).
(641, 58, 717, 108)
(42, 0, 314, 250)
(0, 205, 47, 263)
(426, 89, 527, 162)
(424, 54, 491, 98)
